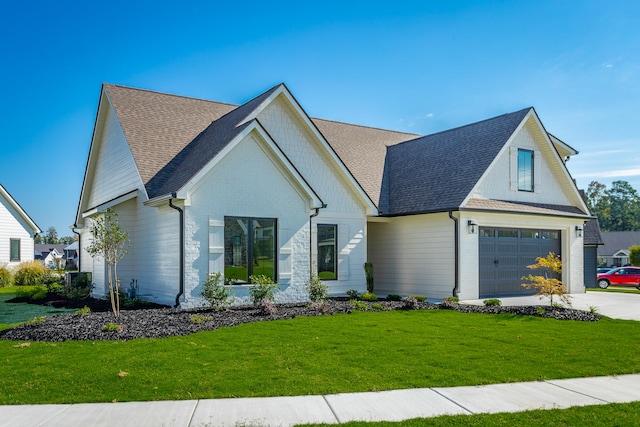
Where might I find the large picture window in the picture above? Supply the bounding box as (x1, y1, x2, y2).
(317, 224, 337, 280)
(224, 217, 277, 283)
(518, 149, 534, 192)
(10, 239, 20, 262)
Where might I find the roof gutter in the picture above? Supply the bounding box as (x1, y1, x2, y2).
(168, 194, 184, 308)
(448, 211, 459, 297)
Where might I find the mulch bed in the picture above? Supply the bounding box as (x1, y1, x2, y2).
(0, 298, 600, 342)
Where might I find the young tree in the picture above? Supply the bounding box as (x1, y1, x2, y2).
(521, 252, 570, 307)
(629, 245, 640, 267)
(86, 208, 129, 318)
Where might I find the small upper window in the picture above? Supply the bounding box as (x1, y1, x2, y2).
(10, 239, 20, 262)
(518, 149, 534, 192)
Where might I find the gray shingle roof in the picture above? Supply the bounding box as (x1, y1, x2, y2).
(598, 231, 640, 256)
(379, 108, 532, 215)
(584, 218, 604, 245)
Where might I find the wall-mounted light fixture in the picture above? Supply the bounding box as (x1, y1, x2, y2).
(575, 225, 583, 238)
(468, 220, 478, 234)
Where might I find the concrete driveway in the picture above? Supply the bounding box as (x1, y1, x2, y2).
(462, 291, 640, 321)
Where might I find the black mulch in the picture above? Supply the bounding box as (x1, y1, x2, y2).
(0, 298, 600, 342)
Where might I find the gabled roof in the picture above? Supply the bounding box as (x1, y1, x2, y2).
(145, 85, 280, 199)
(598, 231, 640, 256)
(0, 184, 41, 235)
(378, 108, 531, 215)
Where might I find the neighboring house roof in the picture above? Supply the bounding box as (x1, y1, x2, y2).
(379, 108, 531, 215)
(0, 184, 41, 236)
(34, 244, 67, 259)
(598, 231, 640, 257)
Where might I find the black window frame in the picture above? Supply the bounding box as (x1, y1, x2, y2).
(317, 224, 338, 280)
(223, 216, 277, 284)
(517, 148, 534, 192)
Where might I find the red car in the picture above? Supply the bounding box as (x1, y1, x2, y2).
(597, 267, 640, 289)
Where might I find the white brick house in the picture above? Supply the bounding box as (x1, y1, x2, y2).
(75, 83, 592, 307)
(1, 184, 41, 267)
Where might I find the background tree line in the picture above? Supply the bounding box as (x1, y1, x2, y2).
(586, 180, 640, 231)
(34, 226, 77, 245)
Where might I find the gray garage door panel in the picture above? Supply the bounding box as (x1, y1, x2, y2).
(479, 227, 560, 298)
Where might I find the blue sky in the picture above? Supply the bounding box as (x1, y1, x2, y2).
(1, 0, 639, 236)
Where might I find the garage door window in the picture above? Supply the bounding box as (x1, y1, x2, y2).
(542, 231, 559, 239)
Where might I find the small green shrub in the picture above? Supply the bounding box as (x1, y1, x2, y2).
(360, 292, 378, 301)
(483, 298, 502, 307)
(443, 296, 459, 303)
(201, 272, 234, 310)
(102, 323, 123, 332)
(306, 275, 329, 303)
(75, 306, 91, 317)
(349, 300, 368, 311)
(536, 306, 546, 315)
(0, 266, 14, 287)
(16, 286, 47, 300)
(25, 316, 45, 326)
(14, 261, 46, 286)
(371, 302, 385, 311)
(346, 289, 359, 299)
(413, 295, 427, 302)
(248, 275, 279, 306)
(386, 294, 401, 301)
(65, 272, 92, 299)
(190, 314, 212, 324)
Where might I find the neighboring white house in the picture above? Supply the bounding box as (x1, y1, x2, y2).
(75, 83, 592, 307)
(0, 184, 41, 267)
(598, 231, 640, 267)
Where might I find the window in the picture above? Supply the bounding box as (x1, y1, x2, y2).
(520, 229, 540, 239)
(224, 217, 277, 283)
(518, 149, 534, 192)
(317, 224, 337, 280)
(10, 239, 20, 262)
(498, 228, 518, 238)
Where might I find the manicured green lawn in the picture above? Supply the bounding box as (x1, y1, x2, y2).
(301, 401, 640, 426)
(1, 309, 639, 405)
(588, 286, 640, 295)
(0, 286, 75, 324)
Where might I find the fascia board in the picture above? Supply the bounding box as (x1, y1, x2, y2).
(0, 185, 41, 234)
(81, 190, 139, 218)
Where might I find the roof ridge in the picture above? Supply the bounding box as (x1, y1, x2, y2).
(103, 83, 239, 108)
(393, 107, 533, 147)
(312, 117, 420, 137)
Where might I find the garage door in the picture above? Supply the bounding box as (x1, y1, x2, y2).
(479, 227, 561, 298)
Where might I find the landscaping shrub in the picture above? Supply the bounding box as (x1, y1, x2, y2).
(371, 302, 385, 311)
(349, 300, 368, 311)
(360, 292, 378, 301)
(305, 274, 329, 303)
(386, 294, 401, 301)
(483, 298, 502, 307)
(630, 245, 640, 266)
(0, 266, 14, 287)
(443, 296, 459, 303)
(413, 295, 427, 302)
(248, 275, 279, 306)
(65, 272, 92, 299)
(346, 289, 359, 299)
(16, 286, 48, 300)
(200, 272, 234, 310)
(75, 306, 91, 317)
(14, 261, 46, 286)
(25, 316, 45, 326)
(190, 314, 212, 324)
(363, 262, 374, 293)
(102, 323, 123, 332)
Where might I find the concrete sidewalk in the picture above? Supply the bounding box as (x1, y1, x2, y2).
(1, 374, 640, 426)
